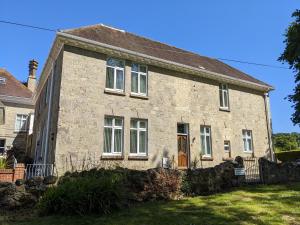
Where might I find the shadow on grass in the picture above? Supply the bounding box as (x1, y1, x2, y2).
(10, 182, 300, 225)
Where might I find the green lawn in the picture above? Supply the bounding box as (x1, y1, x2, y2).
(4, 183, 300, 225)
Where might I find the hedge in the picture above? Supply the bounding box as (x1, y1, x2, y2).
(275, 150, 300, 162)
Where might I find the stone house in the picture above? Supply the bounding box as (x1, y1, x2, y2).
(31, 24, 274, 174)
(0, 62, 36, 159)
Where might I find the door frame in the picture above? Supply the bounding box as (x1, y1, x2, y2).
(177, 123, 190, 169)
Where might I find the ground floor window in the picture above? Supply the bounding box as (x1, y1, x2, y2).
(130, 119, 148, 156)
(243, 130, 253, 152)
(103, 116, 123, 155)
(200, 126, 212, 157)
(0, 139, 5, 155)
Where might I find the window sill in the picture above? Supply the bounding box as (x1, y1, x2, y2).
(219, 107, 230, 112)
(101, 155, 124, 160)
(104, 89, 126, 96)
(130, 93, 149, 100)
(201, 157, 213, 161)
(128, 155, 148, 160)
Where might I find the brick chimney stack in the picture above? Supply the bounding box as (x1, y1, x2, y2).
(27, 60, 38, 92)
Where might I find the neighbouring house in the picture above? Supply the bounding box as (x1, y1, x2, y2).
(0, 61, 36, 161)
(31, 24, 274, 175)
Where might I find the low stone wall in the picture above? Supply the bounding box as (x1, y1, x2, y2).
(0, 164, 25, 183)
(181, 159, 244, 195)
(259, 157, 300, 184)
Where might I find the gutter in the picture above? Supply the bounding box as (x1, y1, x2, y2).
(57, 31, 274, 92)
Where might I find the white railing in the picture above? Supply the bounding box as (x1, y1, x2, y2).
(26, 164, 54, 179)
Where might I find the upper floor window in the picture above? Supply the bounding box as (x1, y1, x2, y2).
(0, 77, 6, 85)
(130, 119, 148, 156)
(15, 114, 28, 132)
(103, 116, 123, 155)
(242, 130, 253, 152)
(219, 84, 229, 110)
(131, 63, 147, 95)
(200, 126, 212, 157)
(106, 58, 125, 91)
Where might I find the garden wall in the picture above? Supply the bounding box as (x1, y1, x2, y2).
(259, 157, 300, 184)
(0, 164, 25, 182)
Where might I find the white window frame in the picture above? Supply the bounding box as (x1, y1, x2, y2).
(0, 77, 6, 84)
(243, 130, 253, 153)
(130, 119, 148, 156)
(103, 116, 123, 155)
(14, 114, 28, 132)
(105, 58, 125, 92)
(219, 84, 229, 110)
(224, 140, 231, 152)
(131, 63, 148, 96)
(200, 126, 212, 157)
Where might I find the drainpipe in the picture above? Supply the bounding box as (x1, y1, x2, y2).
(263, 92, 275, 162)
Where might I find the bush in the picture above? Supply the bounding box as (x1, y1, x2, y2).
(275, 150, 300, 162)
(38, 172, 129, 215)
(0, 158, 6, 169)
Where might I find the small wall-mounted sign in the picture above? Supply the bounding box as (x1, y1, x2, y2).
(234, 168, 245, 176)
(162, 157, 169, 168)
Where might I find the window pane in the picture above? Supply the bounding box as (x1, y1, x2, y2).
(247, 139, 252, 151)
(131, 120, 138, 128)
(115, 118, 122, 126)
(139, 131, 147, 153)
(107, 58, 124, 68)
(201, 135, 205, 155)
(206, 136, 211, 155)
(132, 63, 139, 72)
(104, 127, 112, 153)
(219, 89, 224, 107)
(106, 67, 114, 89)
(139, 121, 146, 128)
(205, 127, 210, 134)
(116, 70, 124, 90)
(140, 65, 147, 73)
(104, 117, 113, 126)
(130, 130, 137, 153)
(131, 72, 138, 93)
(114, 129, 122, 153)
(224, 91, 228, 108)
(177, 124, 186, 134)
(140, 75, 147, 94)
(243, 138, 247, 151)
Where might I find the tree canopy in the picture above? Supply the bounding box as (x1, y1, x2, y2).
(273, 132, 300, 152)
(278, 9, 300, 126)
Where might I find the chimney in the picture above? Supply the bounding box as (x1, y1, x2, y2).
(27, 60, 38, 92)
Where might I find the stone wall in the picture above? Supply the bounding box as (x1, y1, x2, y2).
(259, 157, 300, 184)
(34, 45, 271, 174)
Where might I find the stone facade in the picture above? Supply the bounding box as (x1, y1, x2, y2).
(32, 45, 273, 175)
(0, 102, 33, 153)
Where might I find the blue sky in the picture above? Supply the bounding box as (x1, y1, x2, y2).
(1, 0, 299, 133)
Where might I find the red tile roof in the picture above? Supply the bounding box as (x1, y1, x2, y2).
(65, 24, 271, 87)
(0, 69, 32, 98)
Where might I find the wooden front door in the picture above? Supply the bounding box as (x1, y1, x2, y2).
(178, 135, 188, 168)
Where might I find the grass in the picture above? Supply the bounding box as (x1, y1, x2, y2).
(3, 183, 300, 225)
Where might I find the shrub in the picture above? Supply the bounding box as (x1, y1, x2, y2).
(0, 158, 6, 169)
(38, 172, 129, 215)
(275, 150, 300, 162)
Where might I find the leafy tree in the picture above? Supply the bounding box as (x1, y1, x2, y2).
(278, 9, 300, 126)
(273, 133, 300, 152)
